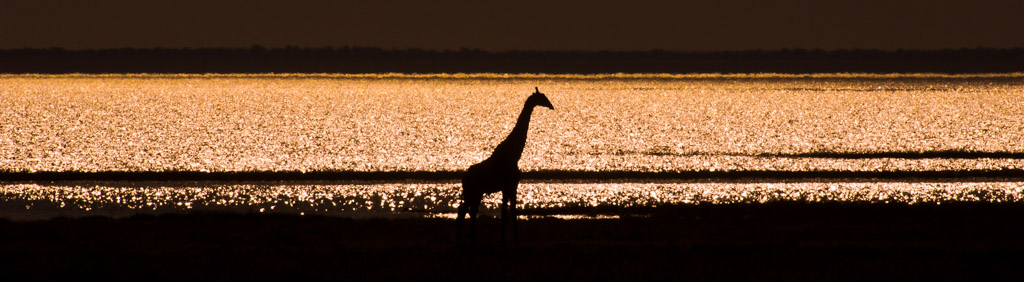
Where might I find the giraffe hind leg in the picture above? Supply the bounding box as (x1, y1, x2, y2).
(460, 189, 482, 245)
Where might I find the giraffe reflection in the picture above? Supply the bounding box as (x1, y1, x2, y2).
(457, 87, 554, 245)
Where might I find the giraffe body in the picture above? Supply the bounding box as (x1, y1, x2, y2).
(457, 87, 553, 245)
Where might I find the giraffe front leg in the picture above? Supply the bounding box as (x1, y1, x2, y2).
(511, 194, 519, 244)
(469, 204, 479, 245)
(500, 197, 508, 245)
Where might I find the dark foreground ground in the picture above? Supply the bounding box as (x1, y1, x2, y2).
(2, 203, 1022, 281)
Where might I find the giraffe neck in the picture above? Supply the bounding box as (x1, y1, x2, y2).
(490, 102, 535, 164)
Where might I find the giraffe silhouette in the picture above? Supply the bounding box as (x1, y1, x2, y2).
(457, 87, 554, 245)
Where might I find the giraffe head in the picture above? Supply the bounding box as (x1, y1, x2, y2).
(528, 87, 554, 110)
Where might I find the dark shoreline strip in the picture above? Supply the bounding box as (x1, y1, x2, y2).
(757, 151, 1024, 159)
(2, 169, 1023, 183)
(4, 47, 1024, 73)
(633, 150, 1024, 159)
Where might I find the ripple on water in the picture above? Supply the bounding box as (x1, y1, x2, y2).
(2, 182, 1022, 220)
(3, 75, 1024, 173)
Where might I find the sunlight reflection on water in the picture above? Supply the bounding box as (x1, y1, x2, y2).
(2, 75, 1023, 173)
(2, 181, 1021, 220)
(3, 75, 1024, 221)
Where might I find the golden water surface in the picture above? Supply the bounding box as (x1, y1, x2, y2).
(2, 74, 1023, 219)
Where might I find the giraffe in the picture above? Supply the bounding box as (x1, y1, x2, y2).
(457, 87, 554, 245)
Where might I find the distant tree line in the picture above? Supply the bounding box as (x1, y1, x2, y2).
(2, 46, 1023, 74)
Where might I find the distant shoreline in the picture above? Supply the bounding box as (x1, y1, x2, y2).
(3, 47, 1024, 74)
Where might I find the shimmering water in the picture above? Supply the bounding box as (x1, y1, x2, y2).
(2, 74, 1023, 220)
(2, 74, 1023, 172)
(3, 181, 1022, 220)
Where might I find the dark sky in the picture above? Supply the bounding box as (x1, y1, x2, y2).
(3, 0, 1023, 51)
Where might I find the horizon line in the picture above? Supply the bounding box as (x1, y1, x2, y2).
(5, 46, 1024, 53)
